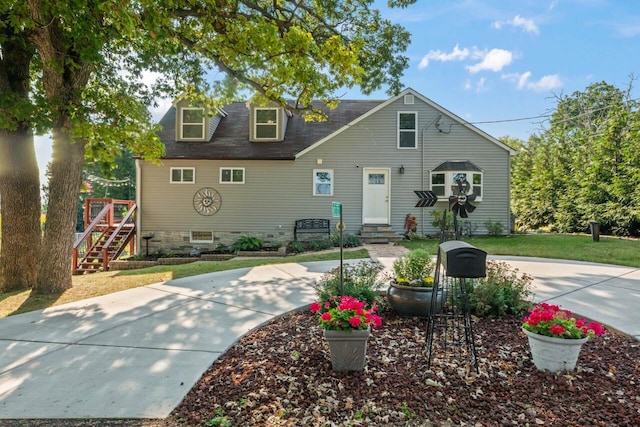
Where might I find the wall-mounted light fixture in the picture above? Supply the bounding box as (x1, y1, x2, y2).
(399, 165, 405, 174)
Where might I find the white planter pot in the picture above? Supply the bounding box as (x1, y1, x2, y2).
(522, 328, 588, 373)
(323, 328, 370, 372)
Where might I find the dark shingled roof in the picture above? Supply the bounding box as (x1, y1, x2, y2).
(158, 100, 383, 160)
(432, 161, 483, 172)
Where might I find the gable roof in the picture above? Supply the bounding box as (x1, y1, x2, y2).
(295, 88, 516, 158)
(158, 100, 382, 160)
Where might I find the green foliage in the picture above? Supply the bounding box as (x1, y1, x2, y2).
(231, 236, 264, 252)
(405, 231, 428, 241)
(431, 210, 454, 233)
(484, 220, 504, 236)
(314, 260, 385, 307)
(400, 401, 416, 420)
(206, 408, 231, 427)
(310, 239, 333, 251)
(391, 249, 435, 286)
(511, 80, 640, 237)
(288, 240, 305, 254)
(459, 221, 478, 237)
(468, 261, 533, 318)
(330, 231, 361, 248)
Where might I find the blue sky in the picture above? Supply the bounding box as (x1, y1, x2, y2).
(35, 0, 640, 183)
(355, 0, 640, 140)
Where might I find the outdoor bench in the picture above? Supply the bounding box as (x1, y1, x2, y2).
(294, 219, 331, 241)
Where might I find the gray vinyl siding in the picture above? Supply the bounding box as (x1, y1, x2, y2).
(297, 96, 512, 236)
(139, 92, 511, 251)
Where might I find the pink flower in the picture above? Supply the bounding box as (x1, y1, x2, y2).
(349, 316, 362, 328)
(310, 302, 322, 313)
(549, 324, 565, 335)
(321, 312, 332, 321)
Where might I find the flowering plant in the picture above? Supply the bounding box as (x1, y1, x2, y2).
(391, 248, 435, 287)
(522, 303, 605, 339)
(310, 295, 382, 331)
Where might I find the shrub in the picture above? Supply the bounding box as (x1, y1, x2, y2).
(405, 231, 429, 241)
(460, 221, 478, 237)
(309, 239, 333, 251)
(468, 260, 533, 317)
(314, 260, 384, 307)
(329, 231, 361, 248)
(288, 240, 305, 254)
(484, 219, 505, 236)
(431, 210, 454, 232)
(231, 236, 264, 252)
(342, 234, 361, 248)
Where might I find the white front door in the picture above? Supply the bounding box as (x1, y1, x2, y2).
(362, 168, 390, 224)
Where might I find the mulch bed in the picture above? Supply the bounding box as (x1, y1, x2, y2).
(4, 307, 639, 427)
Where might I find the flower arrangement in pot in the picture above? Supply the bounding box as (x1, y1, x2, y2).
(310, 295, 382, 371)
(387, 248, 445, 317)
(522, 302, 605, 373)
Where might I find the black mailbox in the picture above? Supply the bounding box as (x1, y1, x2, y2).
(439, 241, 487, 278)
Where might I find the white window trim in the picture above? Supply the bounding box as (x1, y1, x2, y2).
(180, 107, 205, 140)
(190, 231, 214, 243)
(170, 167, 196, 184)
(397, 111, 418, 149)
(313, 169, 334, 196)
(430, 170, 483, 202)
(219, 167, 246, 184)
(254, 107, 279, 140)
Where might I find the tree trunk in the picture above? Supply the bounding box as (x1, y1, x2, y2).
(0, 129, 41, 292)
(33, 126, 85, 294)
(0, 16, 40, 293)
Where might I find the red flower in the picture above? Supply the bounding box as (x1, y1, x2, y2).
(321, 312, 332, 321)
(349, 316, 362, 328)
(549, 324, 565, 335)
(310, 302, 322, 313)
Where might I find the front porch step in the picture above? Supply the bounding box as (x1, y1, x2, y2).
(360, 225, 403, 244)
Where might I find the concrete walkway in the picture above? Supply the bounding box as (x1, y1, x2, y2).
(0, 244, 638, 420)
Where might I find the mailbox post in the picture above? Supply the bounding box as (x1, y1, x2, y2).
(426, 241, 487, 373)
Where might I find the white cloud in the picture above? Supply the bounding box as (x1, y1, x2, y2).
(466, 49, 514, 73)
(418, 43, 470, 69)
(502, 71, 563, 91)
(463, 77, 487, 93)
(492, 15, 539, 35)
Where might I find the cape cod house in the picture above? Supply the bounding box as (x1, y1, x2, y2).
(134, 88, 514, 254)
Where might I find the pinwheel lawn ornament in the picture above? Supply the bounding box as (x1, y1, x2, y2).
(448, 177, 476, 219)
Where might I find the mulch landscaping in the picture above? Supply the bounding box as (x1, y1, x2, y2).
(5, 306, 639, 427)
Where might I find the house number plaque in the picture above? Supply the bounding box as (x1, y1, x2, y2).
(193, 187, 222, 216)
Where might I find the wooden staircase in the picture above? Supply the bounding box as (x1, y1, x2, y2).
(73, 199, 137, 274)
(360, 225, 403, 244)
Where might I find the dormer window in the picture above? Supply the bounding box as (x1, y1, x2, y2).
(255, 108, 279, 139)
(180, 107, 205, 140)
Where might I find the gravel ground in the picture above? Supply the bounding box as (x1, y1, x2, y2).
(3, 306, 639, 427)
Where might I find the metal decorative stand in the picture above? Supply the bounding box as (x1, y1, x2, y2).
(426, 210, 485, 373)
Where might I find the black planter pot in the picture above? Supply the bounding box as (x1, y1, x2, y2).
(387, 282, 446, 317)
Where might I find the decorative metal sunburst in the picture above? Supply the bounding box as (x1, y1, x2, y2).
(193, 187, 222, 216)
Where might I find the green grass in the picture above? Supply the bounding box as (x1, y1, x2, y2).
(0, 248, 369, 318)
(3, 234, 639, 319)
(402, 234, 640, 268)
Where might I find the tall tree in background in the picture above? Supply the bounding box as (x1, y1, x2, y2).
(0, 0, 416, 293)
(511, 81, 640, 236)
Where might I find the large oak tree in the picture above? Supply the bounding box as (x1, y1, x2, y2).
(0, 0, 416, 293)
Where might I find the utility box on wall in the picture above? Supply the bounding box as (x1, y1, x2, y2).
(439, 241, 487, 278)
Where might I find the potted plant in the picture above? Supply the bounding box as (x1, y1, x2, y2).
(310, 295, 382, 371)
(522, 302, 605, 373)
(387, 249, 445, 317)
